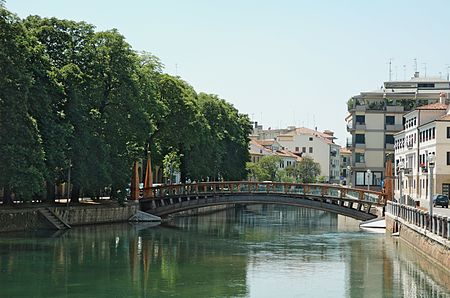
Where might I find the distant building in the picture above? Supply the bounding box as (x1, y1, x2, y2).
(346, 73, 450, 189)
(276, 127, 341, 183)
(248, 139, 300, 170)
(394, 92, 450, 203)
(340, 147, 352, 185)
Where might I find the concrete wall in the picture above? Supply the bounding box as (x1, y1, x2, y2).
(53, 205, 138, 226)
(0, 204, 138, 232)
(0, 209, 51, 232)
(385, 215, 450, 270)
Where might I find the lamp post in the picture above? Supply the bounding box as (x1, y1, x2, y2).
(366, 169, 371, 191)
(427, 154, 436, 217)
(346, 165, 352, 187)
(398, 161, 405, 204)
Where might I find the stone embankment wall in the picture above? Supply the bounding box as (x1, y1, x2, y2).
(386, 214, 450, 270)
(52, 204, 138, 226)
(0, 209, 51, 232)
(0, 204, 138, 232)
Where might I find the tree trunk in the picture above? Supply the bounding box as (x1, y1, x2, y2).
(70, 184, 80, 204)
(3, 186, 13, 205)
(46, 182, 56, 203)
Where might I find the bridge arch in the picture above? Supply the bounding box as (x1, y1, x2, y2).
(139, 182, 385, 221)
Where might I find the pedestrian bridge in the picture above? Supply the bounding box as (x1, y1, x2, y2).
(139, 182, 386, 221)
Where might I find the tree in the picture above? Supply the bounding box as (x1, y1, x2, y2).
(296, 157, 321, 183)
(0, 8, 46, 203)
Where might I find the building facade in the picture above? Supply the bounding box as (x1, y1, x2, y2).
(276, 127, 341, 183)
(394, 93, 450, 203)
(346, 73, 450, 189)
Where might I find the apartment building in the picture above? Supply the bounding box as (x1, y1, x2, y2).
(340, 147, 352, 185)
(276, 127, 341, 183)
(346, 73, 450, 189)
(394, 93, 450, 203)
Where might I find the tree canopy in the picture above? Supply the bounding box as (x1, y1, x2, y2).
(0, 7, 251, 204)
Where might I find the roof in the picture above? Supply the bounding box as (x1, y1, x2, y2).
(438, 114, 450, 121)
(255, 139, 277, 146)
(416, 103, 448, 110)
(279, 127, 334, 144)
(340, 147, 351, 154)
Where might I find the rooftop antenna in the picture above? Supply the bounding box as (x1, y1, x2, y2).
(422, 63, 427, 77)
(403, 65, 406, 80)
(175, 63, 178, 76)
(313, 115, 316, 130)
(388, 58, 393, 81)
(446, 64, 450, 81)
(395, 65, 398, 81)
(413, 58, 418, 73)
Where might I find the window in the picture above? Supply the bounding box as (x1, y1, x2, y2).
(447, 127, 450, 138)
(355, 153, 364, 163)
(355, 134, 365, 144)
(385, 135, 394, 144)
(342, 157, 347, 163)
(309, 137, 313, 141)
(447, 152, 450, 165)
(356, 115, 365, 124)
(309, 147, 313, 153)
(385, 116, 395, 125)
(356, 172, 365, 186)
(295, 147, 299, 152)
(302, 147, 306, 153)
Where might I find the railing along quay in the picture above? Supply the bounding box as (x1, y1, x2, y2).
(386, 201, 450, 240)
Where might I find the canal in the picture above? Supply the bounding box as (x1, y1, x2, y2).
(0, 205, 448, 297)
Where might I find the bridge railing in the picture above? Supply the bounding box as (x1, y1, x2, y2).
(143, 181, 385, 206)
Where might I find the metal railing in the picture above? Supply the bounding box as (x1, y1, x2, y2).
(386, 201, 450, 240)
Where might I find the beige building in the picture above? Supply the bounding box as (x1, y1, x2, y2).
(346, 73, 450, 189)
(340, 147, 352, 185)
(276, 127, 341, 183)
(394, 93, 450, 203)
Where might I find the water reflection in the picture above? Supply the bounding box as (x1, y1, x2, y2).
(0, 205, 448, 297)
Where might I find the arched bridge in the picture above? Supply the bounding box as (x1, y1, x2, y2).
(139, 182, 386, 221)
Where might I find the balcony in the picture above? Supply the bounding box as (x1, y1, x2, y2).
(385, 143, 394, 150)
(386, 106, 404, 112)
(355, 123, 366, 130)
(355, 143, 366, 149)
(354, 161, 366, 168)
(385, 124, 403, 131)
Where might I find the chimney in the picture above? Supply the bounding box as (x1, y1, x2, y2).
(439, 92, 447, 105)
(414, 72, 420, 78)
(323, 130, 334, 137)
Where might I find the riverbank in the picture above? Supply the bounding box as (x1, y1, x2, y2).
(385, 202, 450, 271)
(0, 201, 138, 232)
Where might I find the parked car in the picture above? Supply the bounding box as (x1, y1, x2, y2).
(432, 194, 449, 208)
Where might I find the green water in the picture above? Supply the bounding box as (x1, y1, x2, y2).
(0, 205, 448, 298)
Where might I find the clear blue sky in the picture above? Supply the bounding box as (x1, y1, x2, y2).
(7, 0, 450, 146)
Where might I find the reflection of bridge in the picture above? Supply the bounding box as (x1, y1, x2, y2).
(140, 182, 386, 221)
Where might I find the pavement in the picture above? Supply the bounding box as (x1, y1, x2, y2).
(415, 198, 450, 218)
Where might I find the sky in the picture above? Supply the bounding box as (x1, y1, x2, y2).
(7, 0, 450, 146)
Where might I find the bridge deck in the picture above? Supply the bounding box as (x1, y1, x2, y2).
(139, 182, 385, 220)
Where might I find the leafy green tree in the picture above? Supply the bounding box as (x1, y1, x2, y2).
(296, 157, 321, 183)
(0, 8, 46, 203)
(163, 150, 182, 184)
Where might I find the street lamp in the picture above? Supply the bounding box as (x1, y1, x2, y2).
(346, 165, 352, 187)
(398, 161, 405, 204)
(427, 154, 436, 217)
(366, 169, 371, 191)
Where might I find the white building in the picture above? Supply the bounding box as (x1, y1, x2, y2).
(276, 127, 341, 183)
(394, 93, 450, 204)
(249, 139, 299, 169)
(346, 73, 450, 190)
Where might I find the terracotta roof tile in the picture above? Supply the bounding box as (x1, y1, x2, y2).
(416, 103, 448, 110)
